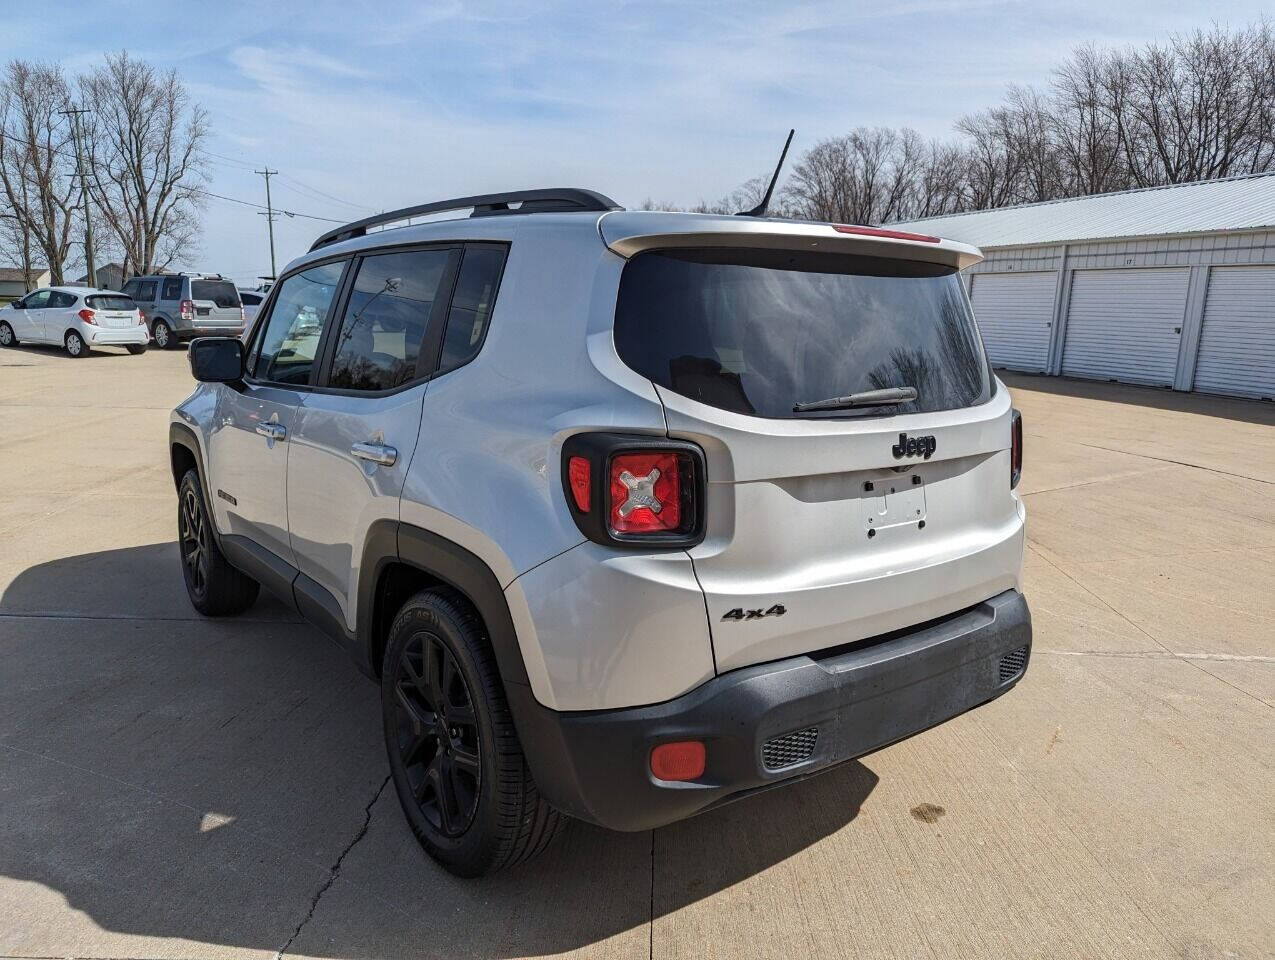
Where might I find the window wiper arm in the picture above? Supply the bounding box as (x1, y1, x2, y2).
(792, 385, 918, 413)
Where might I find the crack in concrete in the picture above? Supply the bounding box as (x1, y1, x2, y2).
(275, 775, 391, 959)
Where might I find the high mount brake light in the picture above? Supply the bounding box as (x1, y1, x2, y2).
(77, 308, 96, 324)
(1010, 408, 1023, 489)
(832, 224, 941, 243)
(561, 434, 706, 548)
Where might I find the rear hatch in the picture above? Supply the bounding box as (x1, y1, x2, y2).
(85, 294, 139, 328)
(190, 278, 243, 327)
(603, 216, 1024, 673)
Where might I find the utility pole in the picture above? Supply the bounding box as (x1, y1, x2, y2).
(255, 166, 278, 281)
(60, 105, 97, 287)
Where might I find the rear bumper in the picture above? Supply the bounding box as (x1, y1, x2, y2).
(84, 325, 149, 345)
(512, 588, 1031, 831)
(175, 325, 244, 340)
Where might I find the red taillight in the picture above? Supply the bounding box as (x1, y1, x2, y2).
(567, 456, 591, 512)
(609, 451, 681, 534)
(650, 741, 705, 782)
(180, 299, 195, 319)
(138, 310, 147, 325)
(1010, 408, 1023, 489)
(832, 223, 941, 243)
(561, 436, 703, 547)
(78, 308, 96, 324)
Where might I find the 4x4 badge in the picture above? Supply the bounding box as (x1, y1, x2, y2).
(721, 604, 787, 622)
(892, 432, 937, 460)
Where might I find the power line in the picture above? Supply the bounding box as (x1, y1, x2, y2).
(276, 173, 376, 213)
(0, 130, 347, 224)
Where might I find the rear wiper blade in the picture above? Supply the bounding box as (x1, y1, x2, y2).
(792, 385, 918, 413)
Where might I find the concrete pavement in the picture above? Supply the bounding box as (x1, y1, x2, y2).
(0, 343, 1271, 959)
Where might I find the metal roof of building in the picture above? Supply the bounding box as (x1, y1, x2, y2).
(895, 171, 1275, 249)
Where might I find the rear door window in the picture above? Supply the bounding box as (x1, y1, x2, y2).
(191, 279, 240, 307)
(136, 280, 157, 302)
(253, 261, 346, 386)
(614, 249, 990, 419)
(162, 278, 183, 300)
(49, 291, 78, 308)
(326, 248, 456, 392)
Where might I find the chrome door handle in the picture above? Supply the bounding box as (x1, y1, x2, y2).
(351, 442, 397, 466)
(255, 423, 286, 441)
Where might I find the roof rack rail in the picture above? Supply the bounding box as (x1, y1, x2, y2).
(309, 188, 622, 252)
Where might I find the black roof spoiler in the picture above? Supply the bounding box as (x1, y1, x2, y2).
(309, 188, 622, 252)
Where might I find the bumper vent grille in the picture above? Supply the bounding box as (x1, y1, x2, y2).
(762, 727, 818, 770)
(999, 646, 1029, 684)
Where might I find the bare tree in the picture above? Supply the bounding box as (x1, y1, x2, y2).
(1052, 45, 1128, 196)
(783, 128, 926, 224)
(80, 52, 208, 276)
(0, 61, 78, 284)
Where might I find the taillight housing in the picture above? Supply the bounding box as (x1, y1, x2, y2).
(180, 299, 195, 320)
(1010, 408, 1023, 489)
(137, 309, 147, 325)
(77, 308, 96, 324)
(562, 434, 706, 548)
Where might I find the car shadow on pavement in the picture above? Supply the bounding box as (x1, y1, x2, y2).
(0, 543, 877, 959)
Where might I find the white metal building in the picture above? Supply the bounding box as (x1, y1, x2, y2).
(898, 172, 1275, 401)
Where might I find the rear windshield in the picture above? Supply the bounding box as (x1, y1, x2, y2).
(614, 249, 990, 419)
(190, 280, 241, 308)
(85, 295, 136, 311)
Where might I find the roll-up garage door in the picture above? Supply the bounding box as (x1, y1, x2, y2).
(970, 272, 1056, 372)
(1061, 268, 1188, 386)
(1193, 266, 1275, 400)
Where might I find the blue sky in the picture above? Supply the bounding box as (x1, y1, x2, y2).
(9, 0, 1272, 284)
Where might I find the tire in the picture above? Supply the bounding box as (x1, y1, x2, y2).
(177, 469, 259, 616)
(65, 330, 88, 357)
(153, 319, 176, 349)
(0, 320, 15, 347)
(126, 344, 147, 355)
(382, 588, 565, 877)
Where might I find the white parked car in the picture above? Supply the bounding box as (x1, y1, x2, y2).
(0, 286, 149, 357)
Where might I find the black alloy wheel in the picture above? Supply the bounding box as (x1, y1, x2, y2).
(391, 630, 482, 838)
(179, 482, 210, 600)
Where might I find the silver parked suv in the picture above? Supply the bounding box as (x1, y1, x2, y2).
(123, 272, 244, 348)
(169, 188, 1031, 876)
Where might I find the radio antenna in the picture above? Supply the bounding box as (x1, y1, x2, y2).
(736, 128, 795, 218)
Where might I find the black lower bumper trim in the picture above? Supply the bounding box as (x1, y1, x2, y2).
(510, 589, 1031, 832)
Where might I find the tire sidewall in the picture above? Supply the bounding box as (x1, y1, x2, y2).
(65, 332, 84, 357)
(0, 321, 12, 346)
(382, 600, 505, 873)
(154, 321, 172, 348)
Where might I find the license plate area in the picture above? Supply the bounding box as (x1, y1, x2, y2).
(858, 474, 926, 533)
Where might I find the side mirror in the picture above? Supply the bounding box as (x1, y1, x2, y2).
(188, 336, 245, 383)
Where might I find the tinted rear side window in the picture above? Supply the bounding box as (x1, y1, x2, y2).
(162, 278, 182, 300)
(614, 249, 989, 419)
(437, 245, 506, 374)
(191, 280, 240, 307)
(86, 295, 136, 310)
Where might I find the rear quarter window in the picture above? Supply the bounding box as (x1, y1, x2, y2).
(614, 248, 990, 419)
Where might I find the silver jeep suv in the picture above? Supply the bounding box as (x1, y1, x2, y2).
(169, 188, 1031, 876)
